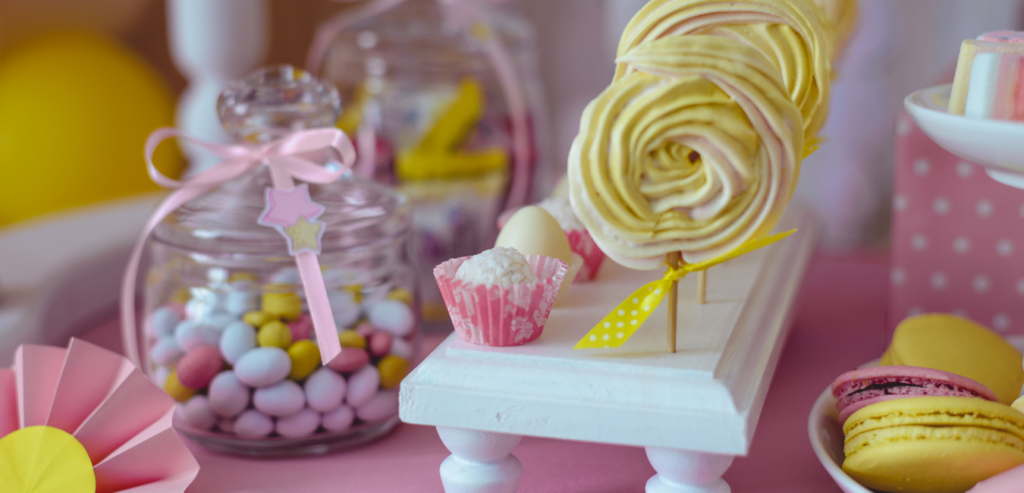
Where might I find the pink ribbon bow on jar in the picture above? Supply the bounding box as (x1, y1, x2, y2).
(121, 127, 357, 369)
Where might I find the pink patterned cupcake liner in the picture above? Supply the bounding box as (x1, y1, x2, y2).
(434, 254, 568, 346)
(566, 229, 605, 282)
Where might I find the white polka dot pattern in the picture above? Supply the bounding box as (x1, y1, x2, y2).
(892, 110, 1024, 335)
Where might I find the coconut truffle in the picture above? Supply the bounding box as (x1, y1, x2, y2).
(455, 247, 539, 287)
(536, 197, 584, 231)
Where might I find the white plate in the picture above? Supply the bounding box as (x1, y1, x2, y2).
(808, 360, 879, 493)
(904, 84, 1024, 188)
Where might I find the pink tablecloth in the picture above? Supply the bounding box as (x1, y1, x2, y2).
(81, 252, 889, 493)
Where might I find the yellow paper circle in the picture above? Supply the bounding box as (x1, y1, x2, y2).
(0, 30, 182, 226)
(0, 426, 95, 493)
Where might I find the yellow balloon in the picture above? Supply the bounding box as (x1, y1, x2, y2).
(0, 30, 182, 226)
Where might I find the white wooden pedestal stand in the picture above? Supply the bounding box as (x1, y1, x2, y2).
(400, 204, 818, 493)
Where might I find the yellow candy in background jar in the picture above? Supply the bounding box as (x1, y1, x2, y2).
(287, 340, 320, 380)
(262, 290, 302, 321)
(258, 321, 293, 349)
(378, 354, 410, 390)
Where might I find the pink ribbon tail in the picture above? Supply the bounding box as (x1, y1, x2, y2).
(121, 127, 355, 369)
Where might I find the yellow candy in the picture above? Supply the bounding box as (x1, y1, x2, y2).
(228, 272, 260, 284)
(338, 330, 367, 349)
(343, 284, 364, 304)
(243, 311, 278, 327)
(169, 287, 191, 305)
(163, 371, 196, 403)
(287, 340, 320, 380)
(262, 292, 303, 321)
(258, 321, 293, 349)
(387, 288, 414, 306)
(377, 355, 410, 390)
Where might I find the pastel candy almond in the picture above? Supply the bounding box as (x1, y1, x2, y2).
(288, 313, 314, 340)
(327, 348, 370, 373)
(253, 380, 306, 417)
(831, 365, 998, 424)
(150, 335, 184, 367)
(149, 307, 180, 338)
(304, 367, 347, 413)
(208, 371, 250, 417)
(356, 390, 398, 422)
(234, 347, 291, 388)
(367, 300, 415, 337)
(368, 332, 392, 357)
(234, 409, 274, 438)
(176, 345, 224, 390)
(322, 405, 355, 432)
(219, 321, 257, 365)
(179, 395, 217, 431)
(346, 365, 380, 408)
(276, 408, 321, 437)
(175, 321, 220, 352)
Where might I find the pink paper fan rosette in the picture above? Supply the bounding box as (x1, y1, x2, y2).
(0, 338, 199, 492)
(565, 228, 605, 282)
(434, 254, 568, 346)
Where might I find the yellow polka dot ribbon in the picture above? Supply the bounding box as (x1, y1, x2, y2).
(574, 230, 795, 349)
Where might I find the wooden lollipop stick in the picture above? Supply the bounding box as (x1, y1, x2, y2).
(667, 252, 680, 353)
(697, 270, 707, 304)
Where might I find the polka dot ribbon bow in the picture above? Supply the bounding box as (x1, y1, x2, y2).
(573, 229, 795, 349)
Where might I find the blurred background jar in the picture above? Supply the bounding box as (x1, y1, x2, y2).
(141, 66, 418, 455)
(313, 0, 550, 327)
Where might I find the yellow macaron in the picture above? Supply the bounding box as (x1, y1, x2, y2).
(842, 397, 1024, 493)
(882, 314, 1024, 404)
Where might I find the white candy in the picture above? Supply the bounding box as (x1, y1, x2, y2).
(220, 321, 257, 365)
(356, 390, 399, 422)
(322, 405, 355, 432)
(208, 371, 250, 417)
(304, 367, 347, 412)
(218, 417, 236, 434)
(253, 380, 306, 417)
(270, 267, 301, 285)
(275, 408, 321, 437)
(346, 365, 380, 407)
(151, 335, 184, 366)
(175, 321, 220, 352)
(329, 291, 361, 329)
(234, 347, 291, 388)
(225, 291, 257, 316)
(234, 409, 274, 437)
(185, 298, 216, 321)
(206, 312, 236, 330)
(389, 336, 414, 360)
(181, 395, 217, 430)
(207, 267, 229, 284)
(152, 366, 170, 388)
(149, 307, 180, 337)
(367, 300, 415, 336)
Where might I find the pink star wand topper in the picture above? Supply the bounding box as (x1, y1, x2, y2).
(258, 184, 327, 255)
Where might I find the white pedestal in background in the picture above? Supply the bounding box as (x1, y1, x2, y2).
(400, 203, 818, 492)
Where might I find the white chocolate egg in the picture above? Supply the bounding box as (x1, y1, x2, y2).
(495, 206, 576, 305)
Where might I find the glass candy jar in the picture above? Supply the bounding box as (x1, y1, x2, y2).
(140, 66, 418, 455)
(316, 0, 549, 327)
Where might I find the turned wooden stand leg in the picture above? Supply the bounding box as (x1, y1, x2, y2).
(645, 446, 734, 493)
(437, 426, 523, 493)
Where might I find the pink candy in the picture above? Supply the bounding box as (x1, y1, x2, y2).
(327, 348, 370, 373)
(288, 313, 314, 340)
(177, 345, 224, 390)
(368, 332, 392, 357)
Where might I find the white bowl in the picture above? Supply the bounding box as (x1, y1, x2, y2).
(807, 360, 879, 493)
(904, 84, 1024, 189)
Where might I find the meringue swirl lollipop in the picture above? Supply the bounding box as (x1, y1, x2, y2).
(569, 35, 803, 269)
(614, 0, 832, 144)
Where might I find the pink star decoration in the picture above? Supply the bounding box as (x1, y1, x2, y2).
(258, 184, 328, 255)
(258, 184, 325, 227)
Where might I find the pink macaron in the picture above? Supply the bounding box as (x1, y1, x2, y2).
(831, 365, 998, 424)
